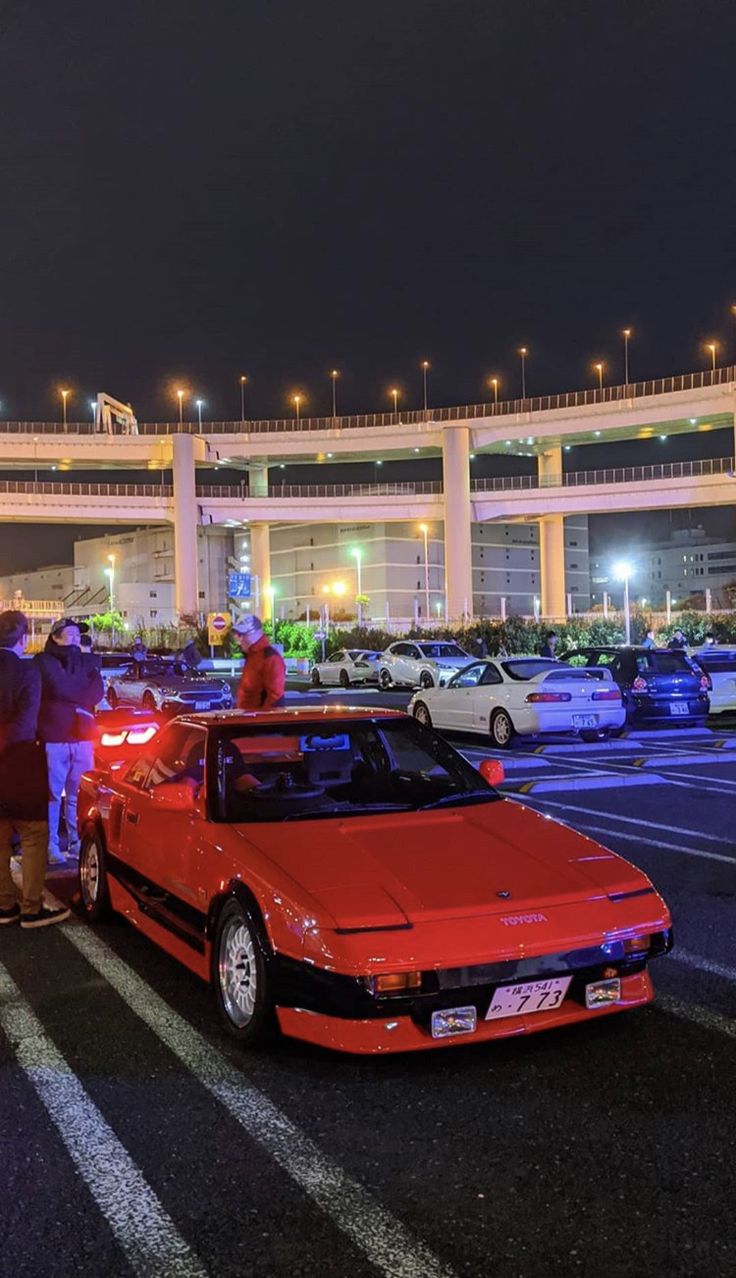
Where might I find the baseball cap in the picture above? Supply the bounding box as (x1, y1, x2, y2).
(50, 617, 82, 638)
(232, 614, 263, 636)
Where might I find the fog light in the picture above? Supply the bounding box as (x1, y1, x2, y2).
(586, 978, 621, 1009)
(431, 1006, 477, 1038)
(369, 971, 422, 996)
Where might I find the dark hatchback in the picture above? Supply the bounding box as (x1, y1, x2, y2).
(558, 646, 711, 726)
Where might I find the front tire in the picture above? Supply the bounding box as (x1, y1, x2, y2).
(413, 701, 433, 728)
(311, 668, 321, 686)
(212, 898, 273, 1046)
(142, 690, 157, 711)
(490, 708, 514, 749)
(78, 829, 112, 922)
(107, 687, 118, 709)
(379, 668, 393, 690)
(419, 670, 435, 690)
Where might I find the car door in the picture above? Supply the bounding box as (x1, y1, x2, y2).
(324, 651, 343, 685)
(440, 663, 487, 731)
(387, 642, 408, 682)
(119, 723, 207, 896)
(116, 666, 145, 705)
(470, 661, 504, 730)
(402, 644, 422, 684)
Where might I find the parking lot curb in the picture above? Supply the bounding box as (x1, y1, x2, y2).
(503, 773, 664, 795)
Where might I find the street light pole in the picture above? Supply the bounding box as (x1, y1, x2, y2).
(293, 394, 302, 424)
(330, 370, 338, 418)
(61, 389, 69, 430)
(177, 389, 184, 427)
(594, 362, 604, 391)
(390, 388, 399, 421)
(518, 348, 528, 399)
(240, 375, 247, 423)
(419, 523, 430, 623)
(421, 360, 429, 416)
(613, 560, 633, 645)
(196, 399, 203, 428)
(351, 548, 363, 626)
(622, 329, 631, 385)
(106, 553, 116, 613)
(490, 377, 499, 405)
(706, 342, 717, 372)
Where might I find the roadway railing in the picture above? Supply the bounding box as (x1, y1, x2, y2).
(1, 366, 734, 437)
(0, 457, 731, 502)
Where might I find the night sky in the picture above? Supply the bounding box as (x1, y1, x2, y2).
(2, 1, 736, 571)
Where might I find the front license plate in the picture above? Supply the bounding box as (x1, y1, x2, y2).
(485, 976, 572, 1021)
(195, 701, 211, 710)
(572, 714, 597, 728)
(669, 702, 689, 716)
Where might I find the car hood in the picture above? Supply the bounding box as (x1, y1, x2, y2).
(234, 800, 648, 930)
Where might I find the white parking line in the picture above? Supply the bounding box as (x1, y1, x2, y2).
(669, 948, 736, 985)
(659, 994, 736, 1041)
(62, 926, 456, 1278)
(0, 962, 208, 1278)
(516, 797, 734, 847)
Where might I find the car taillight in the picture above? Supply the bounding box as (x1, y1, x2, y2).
(700, 674, 712, 691)
(99, 723, 159, 748)
(632, 676, 648, 692)
(592, 688, 621, 701)
(526, 691, 572, 703)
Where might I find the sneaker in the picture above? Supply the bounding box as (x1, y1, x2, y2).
(20, 905, 71, 930)
(47, 850, 67, 867)
(0, 903, 21, 925)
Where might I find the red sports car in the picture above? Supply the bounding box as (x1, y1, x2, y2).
(77, 707, 672, 1054)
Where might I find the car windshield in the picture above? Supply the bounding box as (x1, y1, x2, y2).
(501, 659, 561, 680)
(416, 644, 467, 659)
(130, 660, 170, 677)
(214, 717, 497, 823)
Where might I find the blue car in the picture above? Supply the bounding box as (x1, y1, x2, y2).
(558, 646, 710, 727)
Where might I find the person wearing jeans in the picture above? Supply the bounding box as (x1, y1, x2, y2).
(35, 618, 103, 865)
(0, 609, 70, 929)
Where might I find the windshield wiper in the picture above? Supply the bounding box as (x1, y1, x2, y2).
(416, 789, 497, 811)
(282, 802, 413, 822)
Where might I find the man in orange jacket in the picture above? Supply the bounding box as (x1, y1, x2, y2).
(233, 615, 286, 710)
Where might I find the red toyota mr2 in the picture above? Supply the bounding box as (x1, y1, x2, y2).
(77, 708, 672, 1054)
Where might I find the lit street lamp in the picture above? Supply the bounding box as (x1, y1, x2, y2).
(239, 375, 247, 423)
(196, 398, 203, 428)
(176, 388, 184, 427)
(292, 393, 303, 423)
(330, 369, 339, 418)
(419, 523, 430, 622)
(89, 400, 96, 427)
(622, 328, 632, 384)
(613, 560, 634, 645)
(705, 341, 717, 372)
(421, 360, 430, 415)
(489, 377, 499, 405)
(351, 547, 363, 625)
(594, 362, 604, 391)
(390, 387, 399, 421)
(60, 388, 70, 429)
(518, 348, 528, 399)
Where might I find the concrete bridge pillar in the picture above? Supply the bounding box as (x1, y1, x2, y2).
(172, 433, 199, 618)
(248, 463, 269, 497)
(250, 523, 272, 621)
(537, 446, 566, 620)
(442, 425, 473, 621)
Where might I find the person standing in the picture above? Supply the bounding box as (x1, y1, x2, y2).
(35, 618, 104, 865)
(668, 628, 687, 650)
(0, 610, 70, 928)
(539, 630, 558, 659)
(642, 628, 657, 649)
(233, 616, 286, 709)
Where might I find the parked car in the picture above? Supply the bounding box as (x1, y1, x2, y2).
(378, 641, 472, 690)
(689, 645, 736, 715)
(77, 706, 671, 1054)
(409, 657, 625, 746)
(558, 646, 710, 726)
(310, 649, 381, 687)
(106, 658, 233, 715)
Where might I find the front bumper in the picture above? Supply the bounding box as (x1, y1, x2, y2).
(277, 970, 655, 1054)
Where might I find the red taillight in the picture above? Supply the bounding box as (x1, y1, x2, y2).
(526, 691, 572, 703)
(632, 676, 648, 692)
(592, 688, 621, 701)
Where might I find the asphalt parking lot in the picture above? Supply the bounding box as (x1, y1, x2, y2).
(1, 688, 734, 1278)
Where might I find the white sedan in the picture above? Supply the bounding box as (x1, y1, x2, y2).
(378, 641, 472, 690)
(310, 649, 381, 688)
(408, 656, 626, 747)
(689, 646, 736, 714)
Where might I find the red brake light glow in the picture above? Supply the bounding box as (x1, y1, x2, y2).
(99, 724, 160, 748)
(632, 676, 648, 692)
(526, 691, 572, 703)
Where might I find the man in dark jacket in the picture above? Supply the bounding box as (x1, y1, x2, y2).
(0, 610, 70, 928)
(35, 618, 104, 865)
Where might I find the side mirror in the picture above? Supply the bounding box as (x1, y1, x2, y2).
(150, 781, 199, 813)
(479, 758, 505, 788)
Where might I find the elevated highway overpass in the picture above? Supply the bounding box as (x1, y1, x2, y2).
(2, 368, 735, 619)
